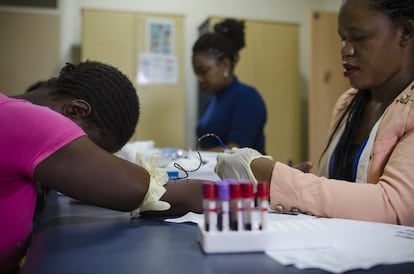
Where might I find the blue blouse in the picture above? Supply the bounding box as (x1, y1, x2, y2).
(196, 77, 267, 153)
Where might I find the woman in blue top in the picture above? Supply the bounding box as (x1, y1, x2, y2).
(192, 18, 267, 153)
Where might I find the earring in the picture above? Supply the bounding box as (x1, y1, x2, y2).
(224, 71, 229, 78)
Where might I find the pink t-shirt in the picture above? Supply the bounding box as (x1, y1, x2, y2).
(0, 93, 86, 271)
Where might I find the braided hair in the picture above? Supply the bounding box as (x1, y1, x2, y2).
(192, 18, 245, 71)
(47, 61, 139, 151)
(330, 90, 370, 180)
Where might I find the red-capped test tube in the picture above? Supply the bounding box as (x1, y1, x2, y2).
(202, 181, 217, 231)
(257, 181, 270, 230)
(240, 182, 254, 231)
(229, 181, 243, 231)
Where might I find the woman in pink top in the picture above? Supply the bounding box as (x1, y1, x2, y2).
(215, 0, 414, 226)
(0, 61, 203, 273)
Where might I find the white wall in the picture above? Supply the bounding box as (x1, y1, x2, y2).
(59, 0, 342, 148)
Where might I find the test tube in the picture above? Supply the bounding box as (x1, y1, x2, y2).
(257, 181, 270, 230)
(240, 182, 254, 231)
(202, 181, 217, 231)
(229, 181, 243, 231)
(216, 180, 230, 231)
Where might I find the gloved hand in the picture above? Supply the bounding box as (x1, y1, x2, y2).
(130, 152, 171, 218)
(214, 147, 273, 184)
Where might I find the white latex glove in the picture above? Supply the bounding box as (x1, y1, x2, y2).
(214, 147, 273, 184)
(130, 152, 171, 218)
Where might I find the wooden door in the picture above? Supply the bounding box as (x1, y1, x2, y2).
(309, 11, 350, 170)
(253, 21, 301, 164)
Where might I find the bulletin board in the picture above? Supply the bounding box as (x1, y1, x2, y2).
(82, 9, 185, 148)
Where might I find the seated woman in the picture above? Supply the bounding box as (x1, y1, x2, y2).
(215, 0, 414, 227)
(192, 18, 267, 153)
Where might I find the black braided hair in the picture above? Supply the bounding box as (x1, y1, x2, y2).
(192, 18, 245, 70)
(330, 89, 370, 181)
(368, 0, 414, 23)
(46, 60, 139, 151)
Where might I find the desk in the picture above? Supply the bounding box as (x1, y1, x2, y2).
(21, 191, 414, 274)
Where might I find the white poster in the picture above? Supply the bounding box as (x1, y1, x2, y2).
(137, 53, 178, 85)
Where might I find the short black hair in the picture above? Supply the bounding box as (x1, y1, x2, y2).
(47, 60, 139, 151)
(368, 0, 414, 23)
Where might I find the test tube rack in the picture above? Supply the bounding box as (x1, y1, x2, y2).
(198, 212, 274, 253)
(198, 214, 333, 254)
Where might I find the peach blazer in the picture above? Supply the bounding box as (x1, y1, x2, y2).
(270, 81, 414, 226)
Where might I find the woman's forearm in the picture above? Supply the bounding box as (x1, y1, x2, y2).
(141, 179, 203, 217)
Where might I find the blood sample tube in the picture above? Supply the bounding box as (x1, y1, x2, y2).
(229, 181, 243, 231)
(257, 181, 270, 230)
(240, 182, 254, 231)
(216, 180, 230, 231)
(202, 181, 217, 231)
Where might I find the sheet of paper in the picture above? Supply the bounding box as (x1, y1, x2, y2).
(266, 219, 414, 273)
(166, 213, 414, 273)
(137, 53, 178, 85)
(164, 211, 315, 225)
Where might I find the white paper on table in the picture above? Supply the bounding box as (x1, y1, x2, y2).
(266, 218, 414, 273)
(164, 211, 315, 225)
(166, 212, 414, 273)
(165, 212, 204, 225)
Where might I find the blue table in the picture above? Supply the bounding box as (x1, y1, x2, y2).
(21, 191, 414, 274)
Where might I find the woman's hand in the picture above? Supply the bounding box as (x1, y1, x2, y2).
(215, 147, 273, 183)
(293, 161, 313, 173)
